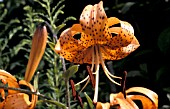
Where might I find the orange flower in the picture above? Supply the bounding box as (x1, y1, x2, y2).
(0, 70, 37, 109)
(55, 1, 140, 103)
(96, 87, 158, 109)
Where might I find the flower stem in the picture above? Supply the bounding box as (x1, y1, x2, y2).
(60, 57, 70, 109)
(0, 85, 50, 100)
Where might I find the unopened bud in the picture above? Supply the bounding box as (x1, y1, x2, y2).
(25, 25, 47, 82)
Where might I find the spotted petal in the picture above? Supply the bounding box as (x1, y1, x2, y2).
(3, 93, 32, 109)
(101, 21, 140, 60)
(55, 1, 140, 64)
(80, 1, 112, 47)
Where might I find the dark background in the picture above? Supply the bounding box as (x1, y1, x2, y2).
(1, 0, 170, 108)
(63, 0, 170, 107)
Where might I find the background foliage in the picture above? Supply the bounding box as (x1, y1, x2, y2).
(0, 0, 170, 108)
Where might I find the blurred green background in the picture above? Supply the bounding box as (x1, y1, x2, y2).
(0, 0, 170, 108)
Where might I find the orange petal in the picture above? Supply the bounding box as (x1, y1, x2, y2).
(0, 89, 5, 99)
(19, 80, 38, 109)
(110, 92, 138, 109)
(25, 25, 47, 82)
(6, 78, 20, 94)
(0, 101, 5, 109)
(0, 70, 20, 95)
(0, 69, 17, 81)
(3, 93, 32, 109)
(107, 17, 120, 27)
(110, 92, 125, 105)
(116, 98, 138, 109)
(109, 21, 137, 47)
(79, 1, 113, 46)
(100, 40, 139, 60)
(126, 87, 158, 108)
(55, 27, 84, 52)
(100, 21, 140, 60)
(96, 102, 110, 109)
(71, 24, 82, 32)
(128, 95, 157, 109)
(57, 45, 94, 64)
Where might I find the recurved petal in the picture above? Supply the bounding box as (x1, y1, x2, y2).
(126, 87, 158, 108)
(57, 45, 94, 64)
(96, 102, 110, 109)
(79, 1, 112, 46)
(6, 78, 20, 94)
(56, 25, 84, 52)
(0, 70, 20, 95)
(0, 69, 17, 81)
(3, 93, 32, 109)
(19, 80, 38, 109)
(100, 37, 139, 60)
(0, 89, 5, 99)
(127, 95, 157, 109)
(109, 21, 137, 48)
(107, 17, 120, 27)
(110, 92, 138, 109)
(101, 21, 139, 60)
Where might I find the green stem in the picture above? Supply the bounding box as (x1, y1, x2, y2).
(60, 56, 70, 109)
(0, 85, 50, 100)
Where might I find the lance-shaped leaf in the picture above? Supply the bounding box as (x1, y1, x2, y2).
(25, 25, 47, 82)
(62, 65, 79, 80)
(84, 92, 94, 109)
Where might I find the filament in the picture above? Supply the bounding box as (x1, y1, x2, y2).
(98, 45, 121, 86)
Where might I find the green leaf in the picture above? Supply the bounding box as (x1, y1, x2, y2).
(84, 92, 94, 109)
(0, 9, 7, 21)
(43, 99, 67, 109)
(163, 87, 170, 93)
(48, 41, 55, 51)
(34, 71, 40, 91)
(156, 65, 169, 81)
(158, 27, 170, 54)
(62, 65, 79, 80)
(55, 23, 66, 34)
(120, 2, 135, 14)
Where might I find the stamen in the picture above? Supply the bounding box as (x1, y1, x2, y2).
(79, 79, 90, 93)
(75, 46, 95, 89)
(75, 75, 89, 86)
(98, 45, 121, 86)
(102, 62, 122, 79)
(93, 45, 100, 103)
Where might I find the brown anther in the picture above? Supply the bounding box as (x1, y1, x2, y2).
(86, 66, 95, 88)
(120, 71, 127, 98)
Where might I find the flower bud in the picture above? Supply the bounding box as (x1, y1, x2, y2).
(25, 25, 47, 82)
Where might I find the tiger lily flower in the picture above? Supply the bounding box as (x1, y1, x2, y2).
(96, 87, 158, 109)
(54, 1, 140, 103)
(0, 70, 37, 109)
